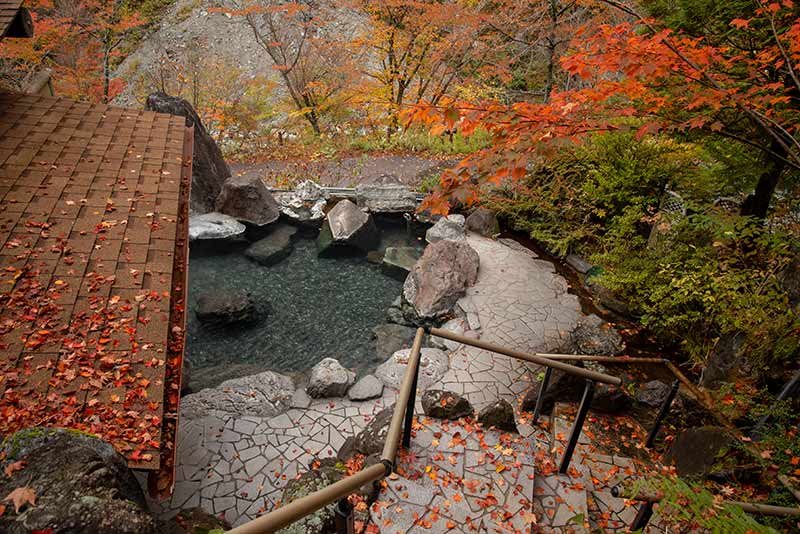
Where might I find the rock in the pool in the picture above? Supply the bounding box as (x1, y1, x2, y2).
(426, 214, 466, 243)
(307, 358, 356, 398)
(215, 174, 281, 226)
(421, 390, 473, 420)
(372, 323, 418, 360)
(274, 180, 327, 226)
(403, 239, 480, 318)
(382, 246, 421, 280)
(375, 347, 448, 390)
(317, 199, 379, 255)
(188, 212, 246, 242)
(195, 290, 262, 327)
(244, 224, 298, 266)
(347, 374, 384, 401)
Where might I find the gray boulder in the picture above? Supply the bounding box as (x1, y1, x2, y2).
(353, 407, 394, 457)
(372, 323, 418, 361)
(180, 371, 294, 418)
(375, 347, 449, 390)
(244, 224, 298, 266)
(521, 369, 586, 415)
(195, 290, 262, 327)
(146, 92, 230, 214)
(347, 375, 384, 401)
(382, 246, 421, 280)
(425, 214, 466, 243)
(307, 358, 356, 398)
(636, 380, 674, 408)
(277, 460, 347, 534)
(0, 428, 157, 534)
(403, 240, 480, 318)
(275, 180, 327, 226)
(664, 426, 733, 477)
(478, 400, 518, 432)
(216, 174, 281, 226)
(421, 390, 473, 420)
(568, 314, 625, 356)
(465, 208, 499, 237)
(317, 199, 379, 255)
(355, 183, 417, 213)
(188, 212, 245, 242)
(566, 254, 593, 274)
(700, 332, 751, 388)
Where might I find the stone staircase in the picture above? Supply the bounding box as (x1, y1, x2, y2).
(372, 416, 539, 534)
(533, 403, 666, 534)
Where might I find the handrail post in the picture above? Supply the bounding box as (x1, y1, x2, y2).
(335, 498, 354, 534)
(402, 361, 419, 450)
(631, 501, 654, 531)
(645, 379, 679, 449)
(531, 367, 553, 425)
(559, 380, 595, 474)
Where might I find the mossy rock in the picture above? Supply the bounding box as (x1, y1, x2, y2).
(0, 427, 157, 534)
(277, 460, 348, 534)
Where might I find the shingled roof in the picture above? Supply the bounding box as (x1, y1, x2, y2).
(0, 91, 192, 471)
(0, 0, 32, 39)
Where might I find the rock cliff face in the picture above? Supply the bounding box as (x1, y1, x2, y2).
(145, 91, 231, 213)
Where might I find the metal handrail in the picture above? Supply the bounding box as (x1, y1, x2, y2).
(226, 327, 426, 534)
(428, 327, 622, 385)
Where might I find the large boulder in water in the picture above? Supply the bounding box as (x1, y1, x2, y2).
(245, 223, 298, 266)
(215, 174, 281, 226)
(317, 199, 379, 255)
(382, 246, 421, 280)
(403, 239, 479, 319)
(0, 428, 157, 534)
(195, 290, 262, 327)
(274, 180, 327, 226)
(145, 92, 230, 214)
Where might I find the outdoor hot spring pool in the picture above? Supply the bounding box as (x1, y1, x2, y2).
(185, 216, 425, 391)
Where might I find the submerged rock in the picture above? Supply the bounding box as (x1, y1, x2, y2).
(478, 400, 518, 432)
(216, 174, 281, 226)
(146, 92, 230, 214)
(317, 199, 379, 255)
(375, 347, 449, 390)
(425, 214, 466, 243)
(180, 371, 294, 418)
(188, 212, 246, 242)
(382, 246, 421, 280)
(348, 374, 384, 401)
(355, 183, 418, 213)
(307, 358, 356, 398)
(465, 208, 499, 237)
(0, 428, 157, 534)
(372, 323, 418, 360)
(421, 390, 473, 420)
(195, 290, 262, 327)
(403, 239, 480, 319)
(244, 224, 298, 266)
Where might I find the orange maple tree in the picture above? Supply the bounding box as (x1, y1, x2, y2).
(409, 0, 800, 218)
(0, 0, 146, 102)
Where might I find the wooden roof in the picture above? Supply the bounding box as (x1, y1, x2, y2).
(0, 0, 26, 38)
(0, 91, 192, 470)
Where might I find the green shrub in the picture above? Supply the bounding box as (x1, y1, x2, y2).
(349, 127, 492, 155)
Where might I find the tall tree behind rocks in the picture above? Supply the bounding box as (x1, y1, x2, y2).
(146, 91, 231, 213)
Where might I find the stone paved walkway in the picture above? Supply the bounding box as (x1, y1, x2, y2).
(146, 233, 586, 527)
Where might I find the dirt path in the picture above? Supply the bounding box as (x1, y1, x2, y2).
(230, 154, 460, 189)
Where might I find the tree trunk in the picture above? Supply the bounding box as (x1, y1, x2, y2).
(740, 138, 788, 219)
(103, 49, 110, 104)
